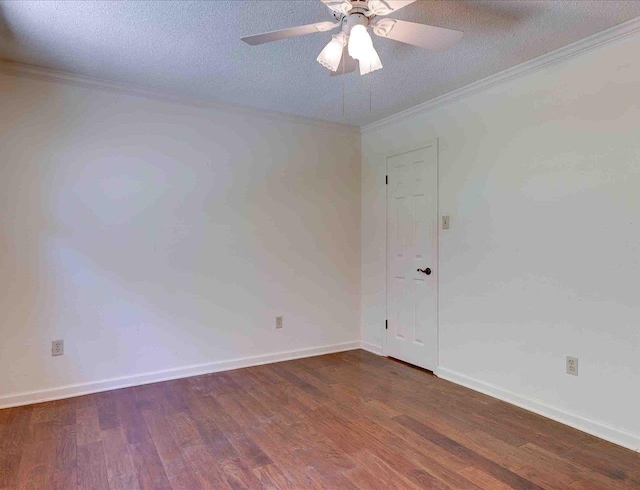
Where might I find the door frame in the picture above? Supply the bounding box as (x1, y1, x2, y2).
(383, 138, 440, 371)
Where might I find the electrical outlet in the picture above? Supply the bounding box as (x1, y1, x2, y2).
(275, 316, 283, 329)
(52, 340, 64, 357)
(566, 356, 578, 376)
(442, 216, 450, 230)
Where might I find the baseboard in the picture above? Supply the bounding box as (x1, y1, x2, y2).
(436, 367, 640, 453)
(0, 341, 360, 409)
(360, 341, 384, 355)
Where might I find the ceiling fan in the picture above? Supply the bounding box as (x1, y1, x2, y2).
(241, 0, 463, 76)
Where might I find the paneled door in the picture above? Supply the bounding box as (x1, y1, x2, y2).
(386, 142, 438, 371)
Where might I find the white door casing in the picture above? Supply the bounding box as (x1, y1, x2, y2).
(385, 141, 438, 371)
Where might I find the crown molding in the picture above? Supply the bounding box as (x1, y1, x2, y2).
(362, 16, 640, 134)
(0, 59, 359, 134)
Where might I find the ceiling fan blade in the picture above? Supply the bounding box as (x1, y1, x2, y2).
(242, 21, 338, 46)
(366, 0, 417, 16)
(372, 18, 463, 51)
(330, 47, 358, 76)
(321, 0, 353, 14)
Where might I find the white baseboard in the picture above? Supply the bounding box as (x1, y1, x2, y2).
(360, 341, 384, 356)
(436, 367, 640, 453)
(0, 341, 360, 409)
(8, 343, 636, 454)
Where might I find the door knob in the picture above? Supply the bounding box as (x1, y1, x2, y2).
(417, 268, 432, 275)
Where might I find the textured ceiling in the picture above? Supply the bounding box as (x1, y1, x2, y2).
(1, 1, 640, 126)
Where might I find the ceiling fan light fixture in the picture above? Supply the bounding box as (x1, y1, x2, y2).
(317, 32, 347, 72)
(243, 0, 463, 80)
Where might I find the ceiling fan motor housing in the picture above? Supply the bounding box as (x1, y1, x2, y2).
(343, 12, 370, 35)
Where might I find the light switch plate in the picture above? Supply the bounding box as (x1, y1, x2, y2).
(442, 216, 450, 230)
(276, 316, 283, 329)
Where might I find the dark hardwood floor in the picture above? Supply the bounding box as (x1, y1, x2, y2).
(0, 350, 638, 489)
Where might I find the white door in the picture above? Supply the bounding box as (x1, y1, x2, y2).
(386, 143, 438, 371)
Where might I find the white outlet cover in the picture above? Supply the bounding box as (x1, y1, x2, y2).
(52, 339, 64, 356)
(566, 356, 578, 376)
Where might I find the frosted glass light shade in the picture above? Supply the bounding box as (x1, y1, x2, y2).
(317, 33, 346, 71)
(347, 25, 382, 75)
(359, 46, 382, 75)
(348, 24, 373, 61)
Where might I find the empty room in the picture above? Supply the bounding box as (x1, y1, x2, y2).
(1, 0, 639, 488)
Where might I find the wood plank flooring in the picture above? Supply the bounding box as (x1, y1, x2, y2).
(1, 349, 638, 489)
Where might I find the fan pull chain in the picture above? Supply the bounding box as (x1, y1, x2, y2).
(342, 53, 346, 118)
(369, 65, 372, 112)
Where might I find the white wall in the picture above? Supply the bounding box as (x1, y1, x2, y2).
(361, 31, 640, 449)
(0, 71, 361, 406)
